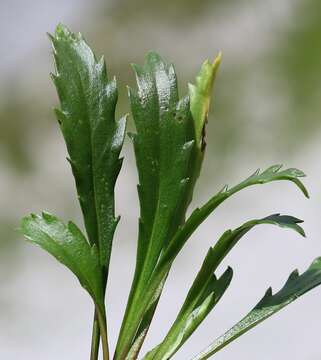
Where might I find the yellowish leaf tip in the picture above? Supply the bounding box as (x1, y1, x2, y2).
(213, 52, 222, 68)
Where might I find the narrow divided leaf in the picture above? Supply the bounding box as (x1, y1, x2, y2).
(237, 165, 309, 198)
(191, 257, 321, 359)
(50, 24, 126, 268)
(161, 166, 308, 266)
(20, 212, 104, 311)
(206, 214, 305, 271)
(143, 214, 304, 359)
(121, 165, 308, 359)
(144, 263, 232, 360)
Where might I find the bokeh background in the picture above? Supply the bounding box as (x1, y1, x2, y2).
(1, 1, 321, 359)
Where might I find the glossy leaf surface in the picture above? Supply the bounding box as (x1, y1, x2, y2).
(20, 28, 320, 360)
(116, 52, 220, 359)
(50, 24, 126, 267)
(129, 52, 194, 283)
(116, 52, 195, 359)
(21, 212, 104, 311)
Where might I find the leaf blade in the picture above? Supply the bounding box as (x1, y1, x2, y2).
(144, 265, 232, 360)
(160, 165, 308, 267)
(189, 54, 221, 150)
(129, 52, 195, 281)
(145, 214, 304, 359)
(191, 257, 321, 360)
(123, 165, 308, 359)
(116, 52, 198, 359)
(50, 24, 126, 267)
(20, 212, 104, 310)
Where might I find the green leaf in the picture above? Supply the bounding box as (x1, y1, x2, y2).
(120, 165, 308, 359)
(236, 165, 309, 198)
(125, 276, 168, 360)
(50, 24, 126, 268)
(206, 214, 305, 271)
(143, 213, 303, 360)
(128, 52, 195, 282)
(144, 264, 232, 360)
(184, 54, 221, 220)
(20, 212, 104, 311)
(115, 52, 198, 359)
(191, 257, 321, 360)
(160, 165, 308, 267)
(189, 54, 221, 150)
(116, 53, 222, 359)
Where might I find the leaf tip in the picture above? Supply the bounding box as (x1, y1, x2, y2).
(213, 51, 222, 69)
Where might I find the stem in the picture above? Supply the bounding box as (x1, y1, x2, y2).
(90, 269, 108, 360)
(90, 310, 100, 360)
(97, 308, 110, 360)
(115, 266, 169, 360)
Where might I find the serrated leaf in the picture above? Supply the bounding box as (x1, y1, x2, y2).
(120, 56, 220, 358)
(191, 258, 321, 359)
(161, 165, 308, 266)
(121, 165, 308, 359)
(129, 52, 195, 282)
(50, 24, 126, 268)
(144, 261, 232, 360)
(20, 212, 104, 311)
(117, 54, 222, 359)
(116, 52, 198, 359)
(202, 214, 304, 274)
(239, 165, 309, 198)
(143, 214, 303, 360)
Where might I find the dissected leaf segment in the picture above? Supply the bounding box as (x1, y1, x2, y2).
(20, 24, 321, 360)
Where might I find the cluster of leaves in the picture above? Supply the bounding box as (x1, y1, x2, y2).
(20, 24, 321, 360)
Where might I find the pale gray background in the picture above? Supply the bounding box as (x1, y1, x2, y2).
(0, 0, 321, 359)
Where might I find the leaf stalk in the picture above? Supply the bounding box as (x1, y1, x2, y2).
(97, 307, 110, 360)
(90, 310, 100, 360)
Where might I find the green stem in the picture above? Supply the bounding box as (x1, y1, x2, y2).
(90, 268, 108, 360)
(90, 310, 100, 360)
(97, 308, 109, 360)
(115, 265, 169, 360)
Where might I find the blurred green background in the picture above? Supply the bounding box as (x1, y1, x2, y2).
(0, 1, 321, 359)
